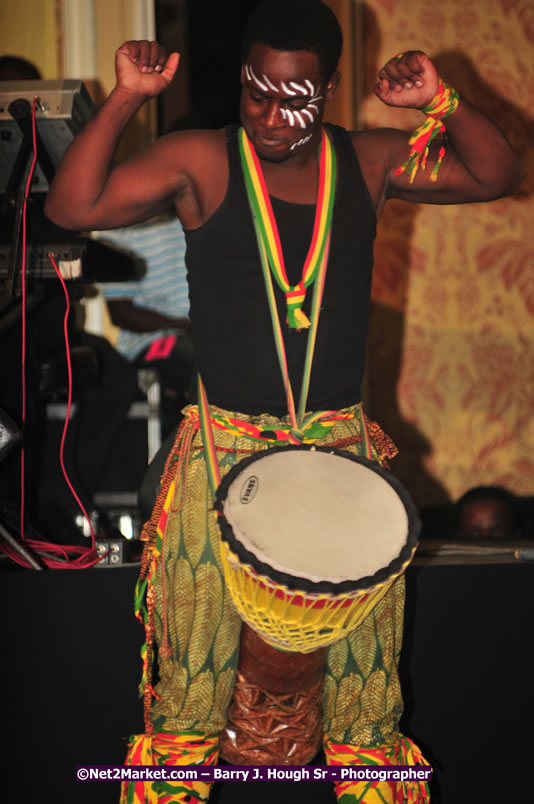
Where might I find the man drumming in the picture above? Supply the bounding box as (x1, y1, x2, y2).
(45, 2, 524, 802)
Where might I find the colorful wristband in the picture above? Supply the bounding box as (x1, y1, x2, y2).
(395, 79, 460, 183)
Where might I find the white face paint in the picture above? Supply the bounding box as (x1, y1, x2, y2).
(245, 63, 324, 131)
(290, 134, 313, 151)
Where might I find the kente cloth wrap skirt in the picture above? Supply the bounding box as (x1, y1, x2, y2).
(122, 403, 429, 803)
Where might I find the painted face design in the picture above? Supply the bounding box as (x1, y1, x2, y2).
(244, 63, 323, 143)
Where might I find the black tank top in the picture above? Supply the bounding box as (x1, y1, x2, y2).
(185, 123, 376, 415)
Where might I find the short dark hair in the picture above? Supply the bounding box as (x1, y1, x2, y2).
(0, 55, 42, 81)
(454, 485, 521, 536)
(456, 485, 518, 510)
(240, 0, 343, 81)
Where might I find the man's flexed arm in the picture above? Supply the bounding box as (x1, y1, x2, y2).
(371, 51, 525, 205)
(45, 41, 182, 230)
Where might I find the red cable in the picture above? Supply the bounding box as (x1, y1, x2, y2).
(0, 96, 103, 569)
(48, 252, 98, 548)
(19, 97, 39, 541)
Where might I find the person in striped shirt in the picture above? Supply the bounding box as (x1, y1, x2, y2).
(96, 213, 194, 437)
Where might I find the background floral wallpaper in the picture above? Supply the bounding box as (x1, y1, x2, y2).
(359, 0, 533, 506)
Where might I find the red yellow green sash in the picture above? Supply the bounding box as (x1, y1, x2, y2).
(239, 126, 336, 330)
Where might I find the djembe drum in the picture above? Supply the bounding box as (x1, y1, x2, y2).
(214, 446, 420, 764)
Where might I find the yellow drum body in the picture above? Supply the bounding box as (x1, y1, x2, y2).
(215, 447, 420, 653)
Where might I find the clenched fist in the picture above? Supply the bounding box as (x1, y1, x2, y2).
(115, 40, 179, 99)
(374, 51, 439, 109)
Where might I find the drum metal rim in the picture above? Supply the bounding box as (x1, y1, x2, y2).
(214, 445, 421, 596)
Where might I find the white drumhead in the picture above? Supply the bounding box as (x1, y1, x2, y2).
(222, 449, 409, 584)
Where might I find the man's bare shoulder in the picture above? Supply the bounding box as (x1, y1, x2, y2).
(155, 127, 227, 166)
(154, 127, 229, 227)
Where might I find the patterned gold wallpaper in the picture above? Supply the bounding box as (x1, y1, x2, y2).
(360, 0, 533, 506)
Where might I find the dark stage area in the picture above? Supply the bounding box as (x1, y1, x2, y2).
(2, 560, 532, 803)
